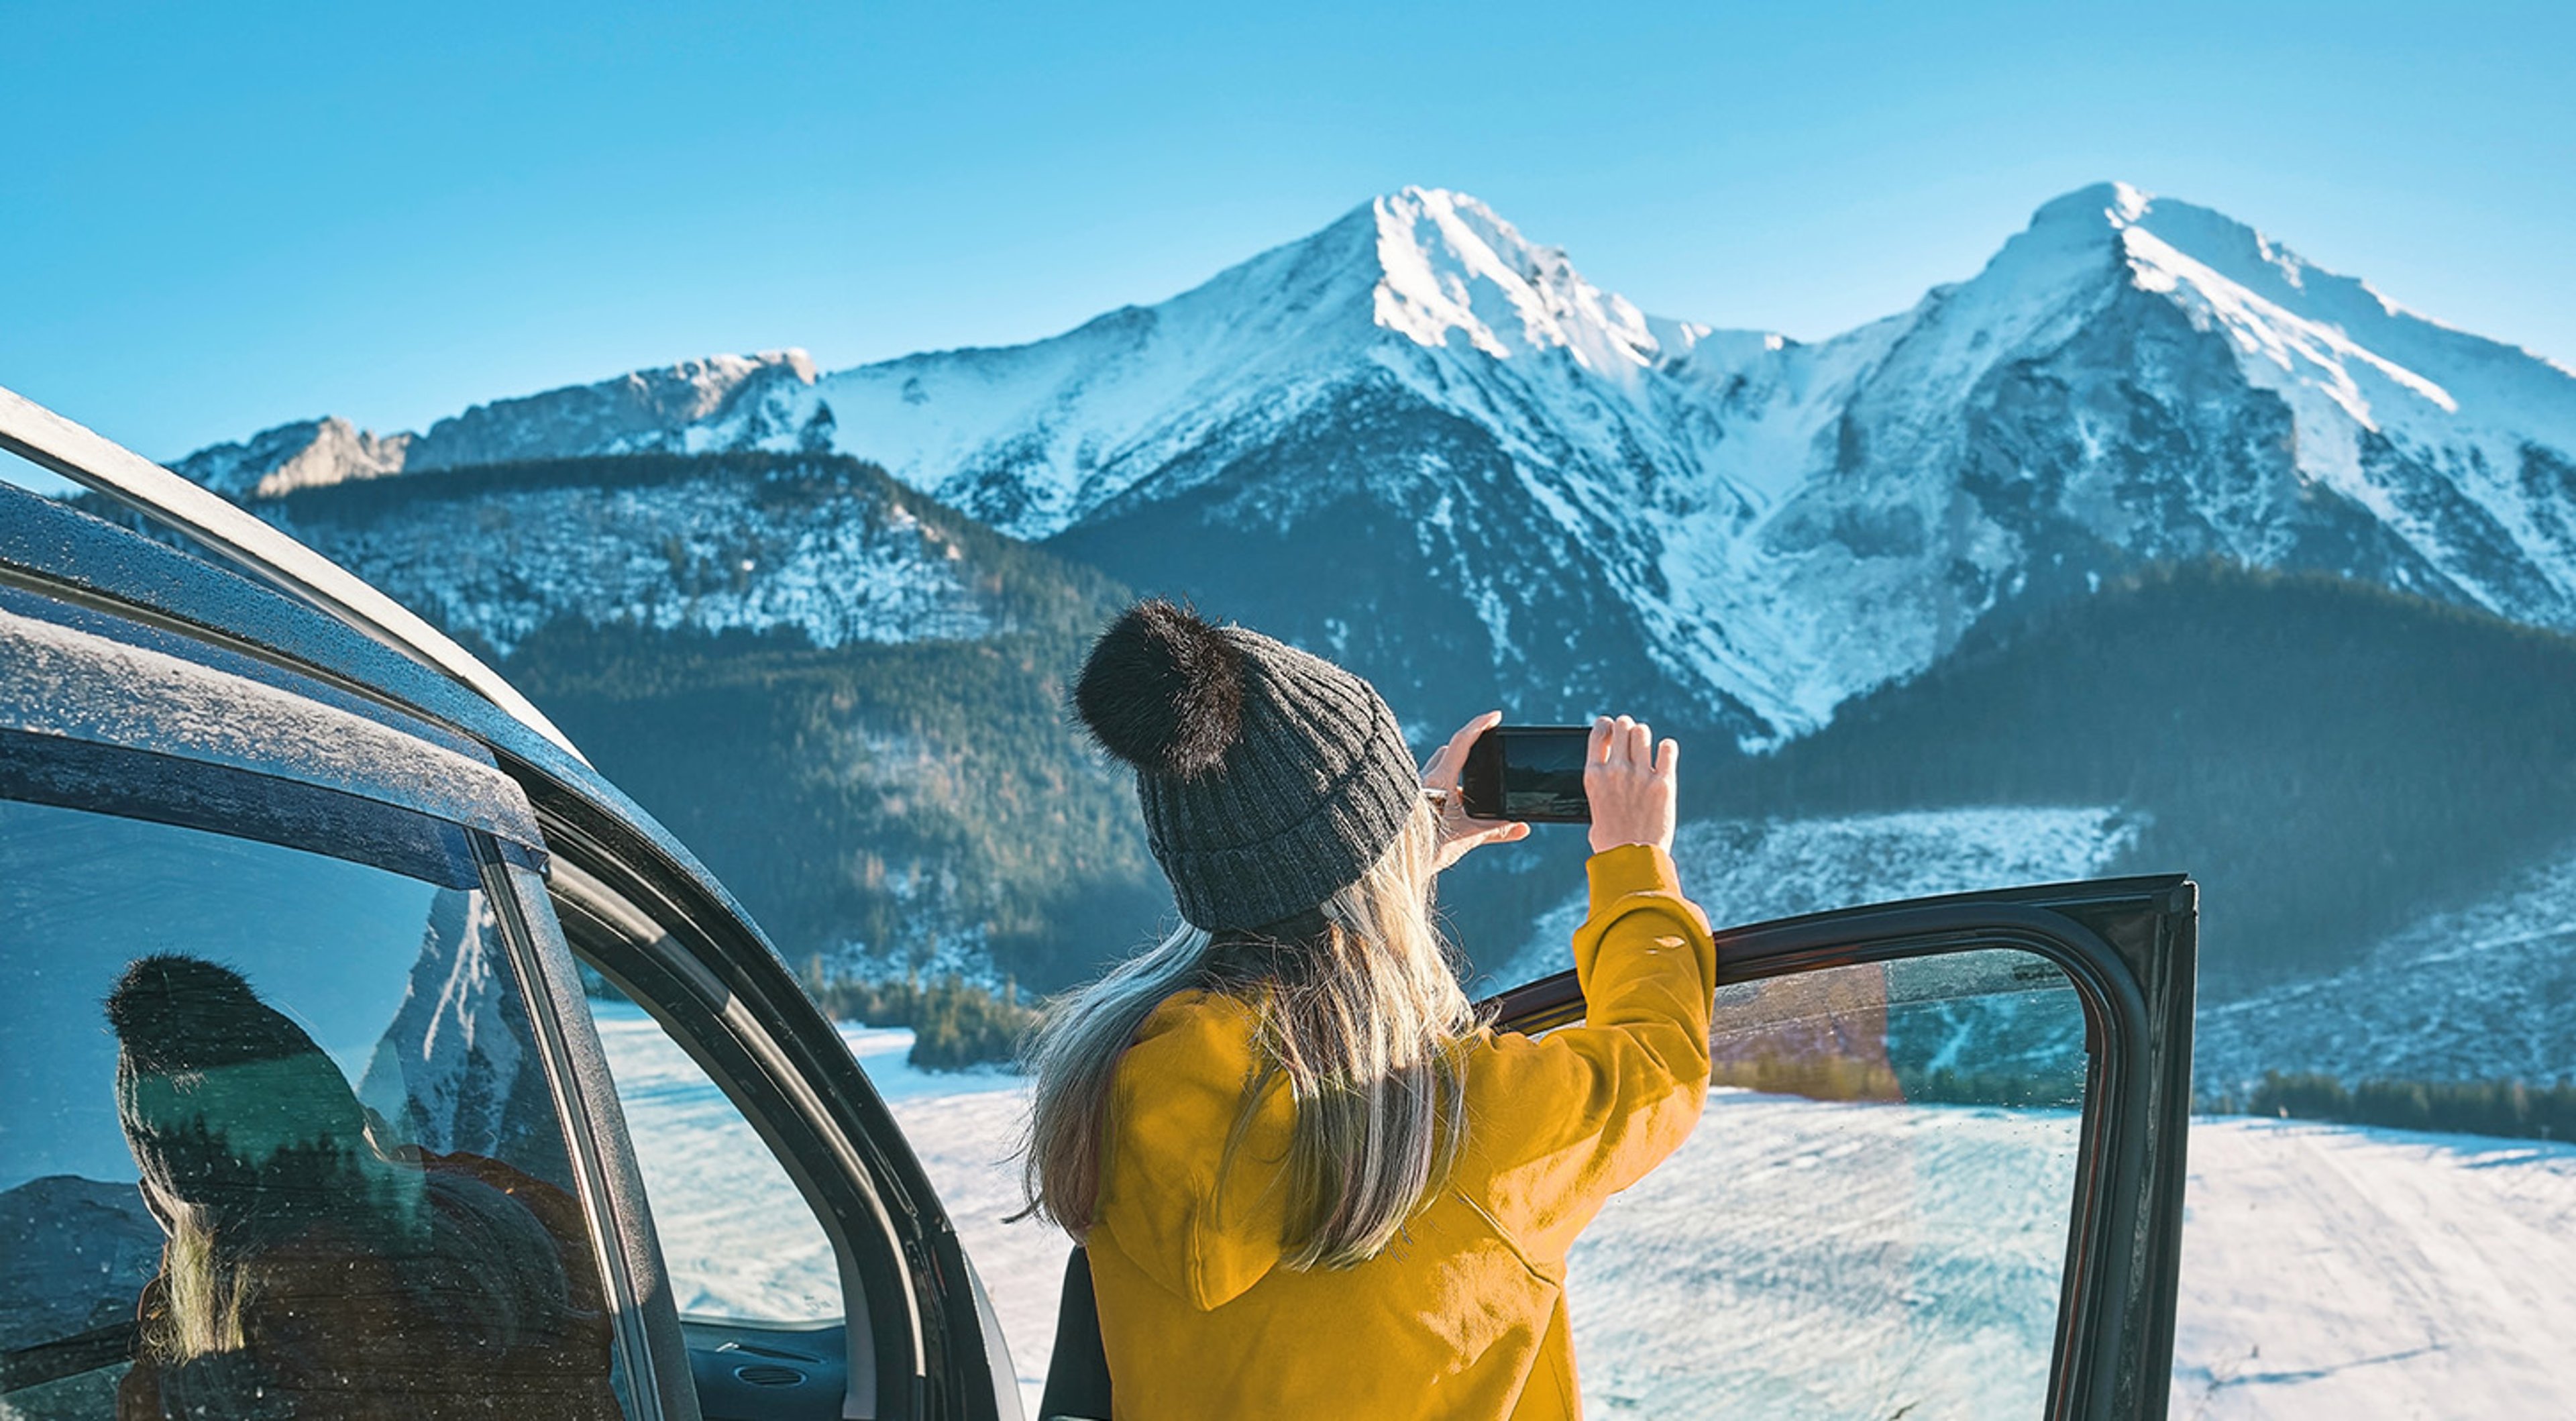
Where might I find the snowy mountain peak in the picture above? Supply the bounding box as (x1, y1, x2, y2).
(2008, 183, 2480, 382)
(2029, 179, 2153, 231)
(1882, 181, 2571, 470)
(1983, 180, 2342, 315)
(603, 348, 818, 420)
(2088, 187, 2576, 472)
(1368, 187, 1661, 373)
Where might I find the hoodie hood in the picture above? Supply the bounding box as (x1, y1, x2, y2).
(1099, 991, 1297, 1310)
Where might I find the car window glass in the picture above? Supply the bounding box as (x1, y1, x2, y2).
(586, 980, 843, 1324)
(1558, 948, 2088, 1419)
(0, 795, 631, 1421)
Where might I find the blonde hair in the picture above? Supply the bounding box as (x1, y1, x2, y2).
(141, 1202, 255, 1361)
(1020, 802, 1474, 1268)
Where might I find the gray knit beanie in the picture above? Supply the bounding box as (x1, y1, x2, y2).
(1072, 600, 1421, 931)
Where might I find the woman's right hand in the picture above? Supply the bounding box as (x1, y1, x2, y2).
(1585, 715, 1678, 856)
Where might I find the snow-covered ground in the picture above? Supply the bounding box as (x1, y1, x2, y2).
(968, 1082, 2576, 1418)
(866, 1059, 2092, 1418)
(2174, 1118, 2576, 1419)
(599, 797, 2576, 1417)
(612, 1008, 2576, 1418)
(596, 1003, 848, 1319)
(1559, 1090, 2080, 1418)
(594, 1004, 1048, 1393)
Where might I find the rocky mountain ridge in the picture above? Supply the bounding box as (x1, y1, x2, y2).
(181, 350, 826, 499)
(178, 184, 2576, 743)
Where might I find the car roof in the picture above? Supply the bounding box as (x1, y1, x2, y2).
(0, 382, 581, 759)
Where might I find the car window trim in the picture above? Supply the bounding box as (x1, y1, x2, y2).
(551, 855, 921, 1421)
(476, 836, 692, 1421)
(0, 729, 494, 888)
(0, 380, 584, 760)
(1479, 887, 2183, 1421)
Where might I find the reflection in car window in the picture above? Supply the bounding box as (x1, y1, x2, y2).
(1558, 949, 2088, 1419)
(586, 982, 843, 1323)
(0, 796, 627, 1420)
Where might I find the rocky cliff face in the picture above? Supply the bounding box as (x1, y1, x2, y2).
(178, 350, 827, 500)
(179, 414, 415, 498)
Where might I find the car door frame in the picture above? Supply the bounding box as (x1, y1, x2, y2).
(1479, 874, 2196, 1421)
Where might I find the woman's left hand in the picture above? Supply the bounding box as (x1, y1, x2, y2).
(1421, 710, 1532, 873)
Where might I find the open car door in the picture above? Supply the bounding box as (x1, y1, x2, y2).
(1478, 874, 2196, 1421)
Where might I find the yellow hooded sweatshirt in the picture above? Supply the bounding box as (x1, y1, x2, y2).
(1089, 843, 1717, 1420)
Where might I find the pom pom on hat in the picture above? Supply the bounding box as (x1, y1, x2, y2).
(107, 953, 325, 1075)
(1073, 600, 1246, 777)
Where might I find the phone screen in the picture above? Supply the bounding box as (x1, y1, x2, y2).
(1461, 725, 1593, 823)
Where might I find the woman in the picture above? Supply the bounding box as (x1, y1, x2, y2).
(1022, 600, 1716, 1420)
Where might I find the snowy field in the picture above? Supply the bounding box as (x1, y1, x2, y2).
(2172, 1118, 2576, 1419)
(595, 1003, 1029, 1323)
(604, 1002, 2576, 1418)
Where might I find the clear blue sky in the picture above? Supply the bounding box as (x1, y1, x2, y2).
(5, 0, 2569, 464)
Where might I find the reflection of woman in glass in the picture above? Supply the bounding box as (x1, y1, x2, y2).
(107, 955, 621, 1419)
(1021, 602, 1717, 1419)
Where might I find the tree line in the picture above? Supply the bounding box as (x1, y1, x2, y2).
(797, 962, 1041, 1072)
(2217, 1071, 2576, 1142)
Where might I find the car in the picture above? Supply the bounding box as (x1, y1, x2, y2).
(0, 381, 2196, 1421)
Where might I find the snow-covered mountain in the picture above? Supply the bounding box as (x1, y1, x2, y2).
(180, 183, 2576, 740)
(262, 452, 1007, 657)
(360, 887, 567, 1185)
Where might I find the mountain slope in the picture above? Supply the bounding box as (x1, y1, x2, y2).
(506, 619, 1163, 991)
(1716, 561, 2576, 992)
(2195, 838, 2576, 1090)
(1498, 806, 2145, 986)
(262, 450, 1061, 656)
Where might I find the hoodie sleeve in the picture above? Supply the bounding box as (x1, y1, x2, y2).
(1470, 843, 1717, 1265)
(1095, 993, 1293, 1312)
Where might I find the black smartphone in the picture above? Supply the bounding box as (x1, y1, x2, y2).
(1458, 725, 1593, 823)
